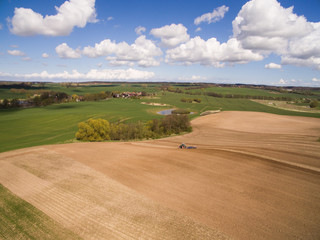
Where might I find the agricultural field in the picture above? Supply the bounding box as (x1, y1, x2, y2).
(0, 83, 320, 239)
(0, 144, 228, 240)
(0, 98, 162, 152)
(0, 82, 320, 153)
(0, 111, 319, 239)
(185, 85, 320, 99)
(0, 184, 81, 240)
(1, 82, 320, 239)
(1, 0, 320, 239)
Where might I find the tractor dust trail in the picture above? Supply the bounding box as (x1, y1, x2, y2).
(1, 111, 320, 239)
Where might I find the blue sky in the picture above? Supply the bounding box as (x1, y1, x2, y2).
(0, 0, 319, 86)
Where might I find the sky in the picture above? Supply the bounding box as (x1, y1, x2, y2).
(0, 0, 319, 86)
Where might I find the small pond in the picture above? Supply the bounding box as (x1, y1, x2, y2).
(157, 109, 194, 115)
(157, 109, 175, 115)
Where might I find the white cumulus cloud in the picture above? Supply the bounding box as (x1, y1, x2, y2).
(7, 49, 25, 56)
(56, 43, 81, 59)
(194, 5, 229, 25)
(233, 0, 320, 69)
(281, 56, 320, 70)
(278, 78, 287, 85)
(265, 63, 282, 69)
(82, 35, 163, 67)
(312, 78, 320, 82)
(0, 68, 155, 81)
(150, 23, 190, 48)
(135, 26, 146, 35)
(82, 39, 117, 58)
(166, 36, 263, 67)
(178, 75, 207, 81)
(42, 53, 49, 58)
(9, 0, 97, 36)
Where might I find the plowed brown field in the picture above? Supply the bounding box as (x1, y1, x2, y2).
(1, 111, 320, 239)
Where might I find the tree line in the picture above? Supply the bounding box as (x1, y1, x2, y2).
(205, 92, 294, 101)
(0, 91, 69, 109)
(76, 114, 192, 142)
(0, 90, 150, 109)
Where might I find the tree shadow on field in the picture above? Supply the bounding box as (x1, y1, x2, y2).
(88, 84, 120, 88)
(47, 104, 79, 110)
(0, 83, 48, 90)
(0, 108, 24, 113)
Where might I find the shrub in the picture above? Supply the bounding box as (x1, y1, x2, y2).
(171, 109, 190, 114)
(83, 92, 107, 101)
(0, 99, 9, 109)
(161, 114, 191, 134)
(310, 100, 319, 108)
(76, 118, 111, 141)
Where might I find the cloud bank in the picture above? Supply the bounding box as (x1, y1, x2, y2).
(7, 0, 319, 85)
(165, 0, 320, 70)
(9, 0, 97, 36)
(60, 36, 163, 67)
(0, 68, 155, 81)
(166, 37, 263, 67)
(233, 0, 320, 69)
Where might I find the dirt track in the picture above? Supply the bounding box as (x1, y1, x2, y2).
(1, 111, 320, 239)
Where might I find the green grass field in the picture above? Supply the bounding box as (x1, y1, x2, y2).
(0, 83, 160, 99)
(1, 83, 320, 153)
(183, 86, 320, 99)
(0, 98, 165, 152)
(0, 184, 81, 240)
(157, 92, 320, 117)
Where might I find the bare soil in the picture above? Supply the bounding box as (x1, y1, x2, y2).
(141, 102, 168, 106)
(1, 111, 320, 239)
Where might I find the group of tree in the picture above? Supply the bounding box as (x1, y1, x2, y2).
(180, 98, 202, 103)
(205, 92, 294, 101)
(0, 98, 20, 109)
(0, 82, 35, 90)
(171, 109, 191, 115)
(76, 114, 191, 142)
(0, 91, 69, 109)
(82, 91, 112, 101)
(1, 90, 152, 109)
(32, 91, 69, 106)
(160, 86, 184, 93)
